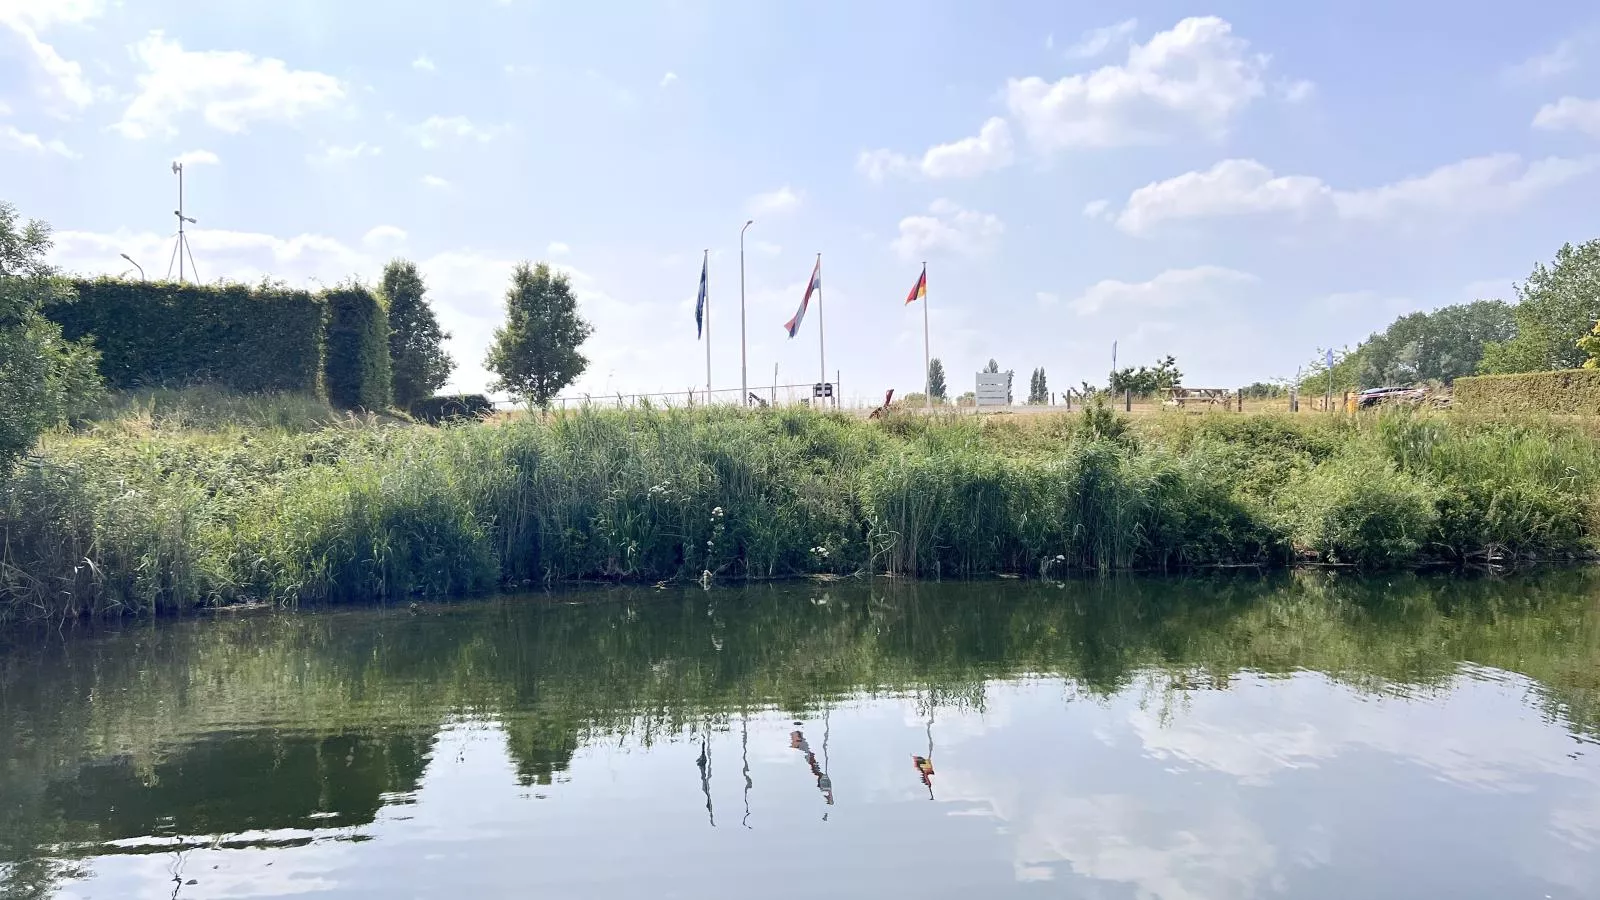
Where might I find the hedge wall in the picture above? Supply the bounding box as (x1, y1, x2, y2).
(409, 394, 494, 424)
(52, 279, 325, 393)
(323, 284, 392, 410)
(1452, 369, 1600, 415)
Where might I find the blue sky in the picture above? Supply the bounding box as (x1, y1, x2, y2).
(5, 0, 1599, 401)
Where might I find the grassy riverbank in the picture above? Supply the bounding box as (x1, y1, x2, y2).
(4, 398, 1600, 620)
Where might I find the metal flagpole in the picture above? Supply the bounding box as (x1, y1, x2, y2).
(703, 249, 711, 399)
(816, 253, 826, 406)
(741, 220, 753, 406)
(922, 263, 931, 412)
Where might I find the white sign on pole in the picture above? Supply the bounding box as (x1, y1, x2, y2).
(975, 373, 1010, 407)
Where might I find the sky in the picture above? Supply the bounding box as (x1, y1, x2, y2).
(4, 0, 1600, 403)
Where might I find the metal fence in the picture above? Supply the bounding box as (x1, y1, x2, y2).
(494, 381, 862, 412)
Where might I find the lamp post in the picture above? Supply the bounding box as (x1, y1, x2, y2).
(740, 219, 753, 407)
(119, 253, 145, 281)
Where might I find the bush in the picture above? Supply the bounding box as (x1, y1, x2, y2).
(1452, 370, 1600, 415)
(52, 279, 325, 393)
(410, 394, 495, 424)
(323, 283, 392, 410)
(1279, 451, 1439, 566)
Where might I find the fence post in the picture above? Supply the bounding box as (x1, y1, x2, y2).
(1065, 390, 1072, 411)
(1124, 389, 1131, 412)
(1237, 388, 1243, 413)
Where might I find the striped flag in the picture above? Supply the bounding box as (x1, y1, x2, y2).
(905, 266, 926, 304)
(695, 252, 708, 339)
(785, 256, 820, 338)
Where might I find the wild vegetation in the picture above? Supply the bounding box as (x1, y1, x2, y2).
(4, 400, 1600, 621)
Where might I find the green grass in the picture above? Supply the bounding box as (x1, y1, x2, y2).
(4, 401, 1600, 620)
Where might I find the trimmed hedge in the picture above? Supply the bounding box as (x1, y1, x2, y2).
(52, 279, 325, 393)
(410, 394, 495, 424)
(1453, 369, 1600, 415)
(323, 284, 392, 410)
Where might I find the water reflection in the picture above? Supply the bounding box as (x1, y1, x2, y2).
(0, 570, 1597, 898)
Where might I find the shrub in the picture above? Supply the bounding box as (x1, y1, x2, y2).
(1279, 451, 1439, 567)
(323, 283, 392, 410)
(410, 394, 495, 424)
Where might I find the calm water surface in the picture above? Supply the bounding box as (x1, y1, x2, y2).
(3, 572, 1599, 899)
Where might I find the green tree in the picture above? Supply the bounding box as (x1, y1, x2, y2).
(1108, 356, 1181, 396)
(1480, 238, 1600, 373)
(927, 358, 947, 400)
(485, 262, 593, 409)
(1027, 367, 1049, 404)
(984, 358, 999, 374)
(0, 201, 102, 473)
(1578, 321, 1600, 368)
(382, 259, 454, 408)
(1335, 300, 1516, 387)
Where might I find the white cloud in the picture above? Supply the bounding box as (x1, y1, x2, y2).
(891, 199, 1004, 261)
(362, 225, 407, 249)
(412, 55, 436, 72)
(0, 0, 101, 112)
(1115, 159, 1330, 234)
(1279, 79, 1316, 103)
(546, 241, 570, 256)
(856, 148, 913, 182)
(750, 239, 782, 257)
(1036, 291, 1061, 308)
(748, 185, 801, 216)
(307, 141, 381, 165)
(115, 31, 345, 139)
(412, 115, 501, 148)
(1068, 265, 1256, 315)
(1, 123, 78, 158)
(1112, 154, 1599, 234)
(1005, 16, 1272, 152)
(173, 149, 219, 166)
(920, 117, 1015, 178)
(1533, 97, 1600, 138)
(860, 117, 1014, 181)
(660, 71, 677, 87)
(1082, 198, 1111, 219)
(421, 174, 451, 189)
(1063, 18, 1138, 60)
(1333, 153, 1599, 221)
(1504, 38, 1580, 83)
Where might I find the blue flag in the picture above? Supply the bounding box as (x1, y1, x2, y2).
(695, 252, 708, 339)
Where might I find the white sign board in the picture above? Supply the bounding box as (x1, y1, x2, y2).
(975, 372, 1010, 407)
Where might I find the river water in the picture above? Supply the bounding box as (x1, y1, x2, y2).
(2, 572, 1598, 899)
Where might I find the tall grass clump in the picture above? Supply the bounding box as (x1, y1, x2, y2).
(1279, 449, 1440, 567)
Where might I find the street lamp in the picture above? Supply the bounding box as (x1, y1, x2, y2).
(119, 253, 145, 281)
(740, 219, 753, 407)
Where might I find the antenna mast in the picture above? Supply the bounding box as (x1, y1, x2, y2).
(166, 161, 200, 282)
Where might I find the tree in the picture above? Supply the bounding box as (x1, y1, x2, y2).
(984, 359, 999, 374)
(927, 358, 947, 400)
(1026, 367, 1049, 404)
(1108, 355, 1181, 396)
(0, 201, 102, 473)
(383, 259, 454, 408)
(1480, 238, 1600, 373)
(484, 262, 593, 409)
(1332, 300, 1516, 387)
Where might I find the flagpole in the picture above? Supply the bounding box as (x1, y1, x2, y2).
(710, 246, 716, 397)
(922, 262, 930, 413)
(816, 252, 826, 407)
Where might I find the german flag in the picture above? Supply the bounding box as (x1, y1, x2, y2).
(905, 266, 926, 305)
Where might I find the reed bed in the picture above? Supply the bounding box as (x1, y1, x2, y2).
(4, 400, 1600, 620)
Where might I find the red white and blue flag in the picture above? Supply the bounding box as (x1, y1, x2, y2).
(785, 256, 820, 338)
